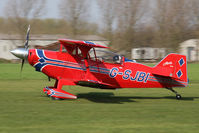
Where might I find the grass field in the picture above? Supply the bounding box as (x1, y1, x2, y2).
(0, 63, 199, 133)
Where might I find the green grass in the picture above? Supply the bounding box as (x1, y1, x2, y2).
(0, 63, 199, 133)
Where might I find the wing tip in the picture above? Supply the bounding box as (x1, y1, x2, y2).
(58, 38, 109, 48)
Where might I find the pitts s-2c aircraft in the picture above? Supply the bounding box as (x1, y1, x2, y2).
(11, 26, 188, 100)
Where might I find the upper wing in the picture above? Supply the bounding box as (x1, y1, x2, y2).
(59, 39, 109, 49)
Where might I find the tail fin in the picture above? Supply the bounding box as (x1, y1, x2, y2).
(153, 53, 188, 83)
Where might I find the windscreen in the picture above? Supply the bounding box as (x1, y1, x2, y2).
(89, 49, 122, 64)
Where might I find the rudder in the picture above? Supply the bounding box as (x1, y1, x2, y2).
(154, 53, 188, 83)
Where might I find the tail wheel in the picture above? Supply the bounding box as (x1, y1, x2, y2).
(166, 87, 182, 100)
(176, 94, 182, 100)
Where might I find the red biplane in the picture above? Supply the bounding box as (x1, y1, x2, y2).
(11, 26, 188, 100)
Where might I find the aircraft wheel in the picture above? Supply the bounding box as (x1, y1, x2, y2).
(46, 94, 50, 97)
(176, 94, 182, 100)
(51, 97, 64, 100)
(51, 97, 60, 100)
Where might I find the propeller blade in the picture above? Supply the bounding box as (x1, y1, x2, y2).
(24, 25, 30, 50)
(48, 76, 51, 81)
(21, 59, 25, 72)
(16, 25, 30, 74)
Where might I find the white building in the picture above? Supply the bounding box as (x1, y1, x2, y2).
(131, 47, 167, 60)
(179, 39, 199, 61)
(0, 34, 109, 60)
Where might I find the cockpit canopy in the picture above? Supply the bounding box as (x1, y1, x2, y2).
(89, 49, 123, 64)
(57, 39, 136, 64)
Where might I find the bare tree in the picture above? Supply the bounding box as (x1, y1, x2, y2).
(59, 0, 89, 36)
(98, 0, 118, 46)
(153, 0, 193, 50)
(188, 0, 199, 34)
(113, 0, 146, 52)
(4, 0, 46, 38)
(153, 0, 171, 47)
(116, 0, 145, 31)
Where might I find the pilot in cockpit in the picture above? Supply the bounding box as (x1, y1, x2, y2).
(113, 55, 122, 64)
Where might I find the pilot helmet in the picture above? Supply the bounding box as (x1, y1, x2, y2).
(113, 55, 121, 63)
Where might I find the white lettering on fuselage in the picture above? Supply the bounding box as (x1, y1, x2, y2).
(109, 67, 150, 83)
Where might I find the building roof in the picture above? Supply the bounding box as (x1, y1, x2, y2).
(0, 34, 108, 41)
(180, 39, 199, 47)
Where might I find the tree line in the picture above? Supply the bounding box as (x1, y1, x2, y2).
(1, 0, 199, 56)
(0, 18, 98, 35)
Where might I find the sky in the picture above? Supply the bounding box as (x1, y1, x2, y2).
(0, 0, 7, 17)
(0, 0, 154, 28)
(0, 0, 61, 18)
(0, 0, 100, 23)
(45, 0, 61, 19)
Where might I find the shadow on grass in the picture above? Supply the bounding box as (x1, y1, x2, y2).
(77, 92, 198, 104)
(77, 92, 136, 104)
(131, 96, 196, 101)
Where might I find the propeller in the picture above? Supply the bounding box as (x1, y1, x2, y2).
(21, 25, 30, 72)
(48, 76, 51, 81)
(10, 25, 30, 73)
(24, 25, 30, 50)
(11, 25, 52, 81)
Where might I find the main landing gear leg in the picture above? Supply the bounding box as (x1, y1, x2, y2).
(166, 87, 182, 100)
(43, 79, 77, 100)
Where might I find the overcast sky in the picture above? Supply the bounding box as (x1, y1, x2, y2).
(0, 0, 61, 18)
(0, 0, 155, 29)
(0, 0, 100, 23)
